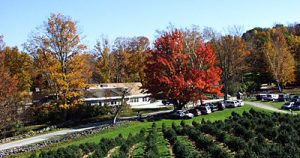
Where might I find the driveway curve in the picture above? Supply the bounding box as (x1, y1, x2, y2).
(245, 101, 290, 114)
(0, 127, 95, 151)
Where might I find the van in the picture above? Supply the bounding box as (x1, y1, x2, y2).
(264, 94, 279, 101)
(256, 94, 267, 100)
(225, 100, 238, 108)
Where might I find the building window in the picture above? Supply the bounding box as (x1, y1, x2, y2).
(142, 97, 148, 102)
(130, 98, 139, 103)
(111, 101, 117, 105)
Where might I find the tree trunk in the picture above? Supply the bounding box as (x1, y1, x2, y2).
(276, 80, 282, 93)
(112, 89, 128, 124)
(113, 110, 119, 124)
(224, 79, 228, 100)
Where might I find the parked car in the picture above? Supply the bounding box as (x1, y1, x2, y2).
(291, 95, 300, 102)
(278, 94, 290, 102)
(236, 100, 244, 106)
(188, 108, 201, 116)
(198, 105, 212, 114)
(256, 94, 267, 101)
(225, 100, 239, 108)
(206, 103, 218, 112)
(213, 101, 225, 110)
(263, 94, 279, 101)
(162, 99, 173, 105)
(281, 102, 294, 110)
(173, 110, 194, 119)
(291, 102, 300, 111)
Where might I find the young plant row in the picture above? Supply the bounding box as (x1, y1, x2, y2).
(162, 123, 202, 158)
(167, 121, 231, 158)
(192, 110, 300, 157)
(143, 123, 160, 158)
(111, 129, 146, 158)
(29, 129, 146, 158)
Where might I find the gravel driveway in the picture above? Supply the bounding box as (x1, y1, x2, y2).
(245, 101, 290, 114)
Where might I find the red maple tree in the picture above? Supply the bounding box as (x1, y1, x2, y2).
(142, 29, 222, 109)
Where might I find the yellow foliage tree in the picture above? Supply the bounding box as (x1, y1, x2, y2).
(264, 29, 296, 90)
(26, 13, 91, 118)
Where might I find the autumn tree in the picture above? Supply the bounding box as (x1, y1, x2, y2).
(25, 13, 91, 120)
(288, 24, 300, 84)
(99, 36, 149, 83)
(143, 30, 222, 109)
(242, 28, 274, 87)
(126, 36, 150, 82)
(0, 53, 18, 131)
(263, 28, 295, 91)
(210, 35, 250, 99)
(94, 38, 112, 83)
(1, 47, 33, 93)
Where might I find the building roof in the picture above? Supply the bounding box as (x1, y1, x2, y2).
(85, 82, 149, 99)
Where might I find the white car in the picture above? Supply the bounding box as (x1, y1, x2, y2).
(173, 110, 194, 119)
(225, 100, 239, 108)
(264, 94, 279, 101)
(236, 100, 244, 106)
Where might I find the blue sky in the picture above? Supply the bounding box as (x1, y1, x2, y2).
(0, 0, 300, 49)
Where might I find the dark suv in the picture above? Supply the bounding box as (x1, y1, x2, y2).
(291, 102, 300, 110)
(278, 94, 290, 102)
(205, 103, 218, 112)
(214, 101, 226, 110)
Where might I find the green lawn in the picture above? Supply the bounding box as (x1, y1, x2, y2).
(261, 101, 285, 109)
(11, 105, 270, 158)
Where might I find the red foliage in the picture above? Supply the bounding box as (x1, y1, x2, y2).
(143, 30, 222, 109)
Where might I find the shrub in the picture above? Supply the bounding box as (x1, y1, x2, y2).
(180, 120, 186, 127)
(192, 120, 199, 126)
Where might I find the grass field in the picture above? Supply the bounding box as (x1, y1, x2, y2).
(11, 105, 271, 158)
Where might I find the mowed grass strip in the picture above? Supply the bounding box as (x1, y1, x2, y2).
(11, 105, 270, 158)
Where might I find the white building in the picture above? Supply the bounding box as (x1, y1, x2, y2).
(83, 82, 151, 107)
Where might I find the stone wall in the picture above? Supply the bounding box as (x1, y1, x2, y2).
(0, 121, 127, 157)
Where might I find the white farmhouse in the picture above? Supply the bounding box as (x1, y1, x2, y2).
(83, 82, 151, 107)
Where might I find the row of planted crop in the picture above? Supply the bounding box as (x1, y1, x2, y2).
(163, 121, 231, 158)
(192, 112, 300, 157)
(29, 128, 146, 158)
